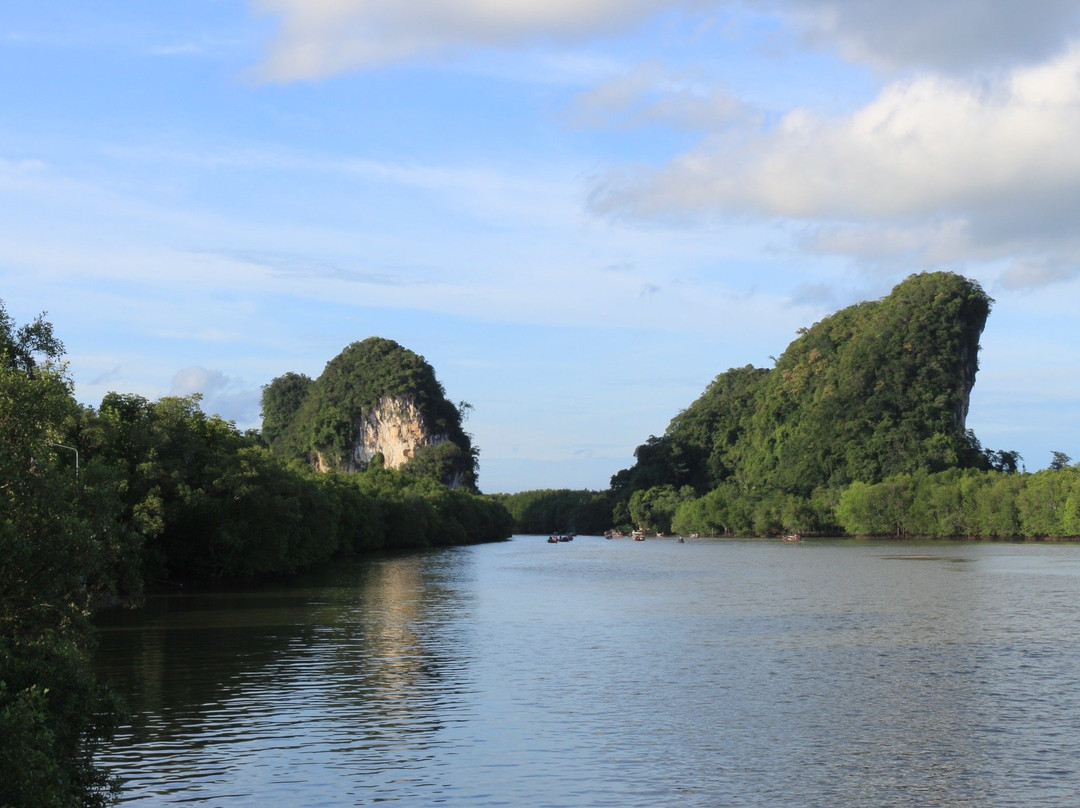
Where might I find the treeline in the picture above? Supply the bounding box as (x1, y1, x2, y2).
(489, 488, 613, 535)
(0, 305, 512, 808)
(835, 465, 1080, 538)
(504, 463, 1080, 541)
(76, 392, 510, 584)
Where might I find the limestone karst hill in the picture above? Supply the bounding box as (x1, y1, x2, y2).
(612, 271, 994, 499)
(262, 337, 477, 490)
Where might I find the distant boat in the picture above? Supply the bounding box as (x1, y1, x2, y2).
(783, 533, 802, 542)
(632, 530, 646, 541)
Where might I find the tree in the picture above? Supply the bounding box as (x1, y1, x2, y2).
(0, 303, 64, 375)
(985, 448, 1022, 474)
(628, 485, 694, 534)
(0, 305, 120, 808)
(260, 371, 313, 454)
(1050, 451, 1072, 471)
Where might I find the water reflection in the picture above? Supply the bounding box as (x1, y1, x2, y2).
(96, 539, 1080, 807)
(96, 550, 478, 804)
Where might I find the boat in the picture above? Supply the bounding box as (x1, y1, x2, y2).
(632, 530, 646, 541)
(783, 533, 802, 543)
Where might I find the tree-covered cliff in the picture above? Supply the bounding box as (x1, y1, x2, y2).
(262, 338, 478, 490)
(612, 272, 999, 533)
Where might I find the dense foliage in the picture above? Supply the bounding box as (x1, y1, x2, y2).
(0, 307, 511, 807)
(67, 394, 509, 584)
(260, 371, 313, 457)
(833, 464, 1080, 539)
(491, 488, 614, 535)
(607, 272, 1011, 535)
(263, 338, 478, 489)
(0, 309, 120, 808)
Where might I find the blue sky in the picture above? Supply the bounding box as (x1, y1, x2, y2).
(3, 1, 1080, 492)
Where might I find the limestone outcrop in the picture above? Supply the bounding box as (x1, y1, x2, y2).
(262, 338, 477, 490)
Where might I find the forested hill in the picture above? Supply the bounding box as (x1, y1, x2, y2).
(262, 337, 478, 490)
(612, 272, 996, 502)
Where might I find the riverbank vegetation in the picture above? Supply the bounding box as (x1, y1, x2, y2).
(502, 272, 1075, 540)
(0, 303, 511, 807)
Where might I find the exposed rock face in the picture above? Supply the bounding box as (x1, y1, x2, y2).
(344, 394, 447, 472)
(955, 317, 981, 431)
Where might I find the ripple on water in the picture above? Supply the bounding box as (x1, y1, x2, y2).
(96, 538, 1080, 807)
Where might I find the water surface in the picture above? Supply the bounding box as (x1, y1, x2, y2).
(95, 537, 1080, 806)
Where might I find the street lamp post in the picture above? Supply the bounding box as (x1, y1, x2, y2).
(50, 442, 79, 483)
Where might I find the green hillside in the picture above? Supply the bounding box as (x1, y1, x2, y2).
(611, 272, 1000, 534)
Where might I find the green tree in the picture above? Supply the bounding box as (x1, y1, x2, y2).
(628, 485, 694, 534)
(1016, 468, 1076, 537)
(260, 371, 313, 454)
(492, 488, 613, 534)
(0, 304, 120, 808)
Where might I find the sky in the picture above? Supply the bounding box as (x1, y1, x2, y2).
(3, 1, 1080, 493)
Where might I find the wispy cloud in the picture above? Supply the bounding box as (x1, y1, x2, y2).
(250, 0, 1080, 80)
(250, 0, 695, 80)
(566, 61, 753, 130)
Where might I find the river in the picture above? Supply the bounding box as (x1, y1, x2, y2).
(94, 536, 1080, 807)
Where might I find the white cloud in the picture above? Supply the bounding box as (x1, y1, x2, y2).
(802, 219, 974, 270)
(1001, 256, 1080, 289)
(595, 50, 1080, 219)
(591, 48, 1080, 287)
(170, 366, 262, 426)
